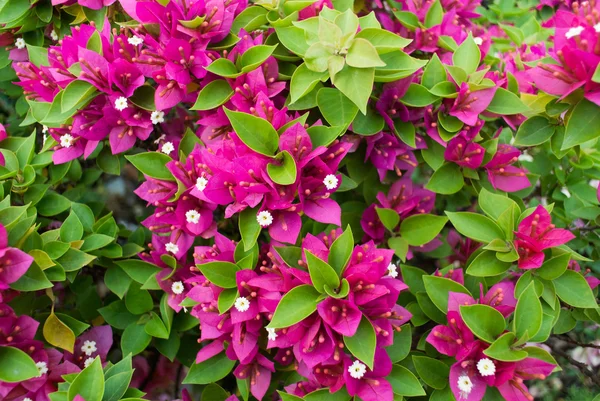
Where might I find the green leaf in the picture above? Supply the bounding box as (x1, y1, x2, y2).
(376, 207, 400, 231)
(346, 38, 385, 68)
(218, 288, 239, 314)
(412, 355, 449, 390)
(423, 275, 471, 313)
(37, 192, 71, 216)
(500, 24, 524, 46)
(399, 214, 448, 246)
(536, 253, 569, 280)
(333, 65, 374, 114)
(116, 260, 161, 284)
(562, 99, 600, 149)
(197, 261, 240, 288)
(240, 45, 277, 72)
(514, 283, 543, 341)
(68, 357, 105, 401)
(317, 87, 358, 126)
(422, 54, 446, 89)
(446, 211, 505, 243)
(0, 346, 39, 383)
(486, 88, 530, 115)
(145, 312, 169, 339)
(60, 211, 84, 243)
(554, 270, 598, 308)
(466, 250, 512, 277)
(61, 80, 97, 113)
(125, 153, 174, 181)
(268, 285, 321, 329)
(452, 34, 480, 75)
(239, 207, 261, 252)
(191, 80, 233, 110)
(514, 116, 555, 146)
(387, 324, 411, 363)
(26, 44, 49, 67)
(103, 370, 134, 401)
(125, 283, 154, 315)
(43, 311, 76, 353)
(343, 316, 376, 369)
(424, 0, 443, 27)
(426, 163, 464, 194)
(478, 188, 519, 221)
(388, 237, 409, 262)
(206, 58, 241, 78)
(290, 63, 328, 104)
(267, 151, 297, 185)
(400, 83, 439, 107)
(484, 332, 528, 362)
(354, 28, 411, 53)
(224, 108, 279, 156)
(306, 250, 340, 293)
(57, 248, 96, 272)
(460, 304, 506, 343)
(10, 262, 53, 291)
(328, 225, 353, 276)
(121, 323, 152, 356)
(183, 351, 236, 384)
(388, 365, 426, 397)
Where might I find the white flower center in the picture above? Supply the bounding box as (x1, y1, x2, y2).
(560, 187, 571, 198)
(186, 209, 201, 224)
(36, 361, 48, 376)
(518, 153, 533, 163)
(128, 36, 144, 46)
(15, 38, 26, 49)
(171, 281, 184, 294)
(51, 31, 59, 41)
(165, 242, 179, 254)
(24, 398, 33, 401)
(457, 375, 473, 394)
(266, 327, 277, 341)
(323, 174, 339, 190)
(60, 134, 74, 148)
(473, 37, 483, 45)
(589, 179, 600, 189)
(348, 360, 367, 379)
(81, 340, 97, 356)
(477, 358, 496, 377)
(114, 97, 128, 111)
(256, 210, 273, 227)
(42, 125, 49, 134)
(196, 176, 208, 191)
(234, 297, 250, 312)
(387, 262, 398, 278)
(595, 22, 600, 33)
(565, 26, 585, 39)
(161, 141, 175, 155)
(151, 110, 165, 124)
(84, 357, 95, 368)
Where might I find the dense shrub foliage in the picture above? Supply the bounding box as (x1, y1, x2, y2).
(0, 0, 599, 400)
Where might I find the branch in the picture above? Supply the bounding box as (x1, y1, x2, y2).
(550, 347, 600, 388)
(553, 334, 600, 350)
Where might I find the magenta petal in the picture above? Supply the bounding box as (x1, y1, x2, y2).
(268, 211, 301, 245)
(0, 248, 33, 285)
(196, 340, 224, 363)
(356, 379, 393, 401)
(304, 198, 341, 226)
(449, 362, 487, 401)
(317, 298, 362, 337)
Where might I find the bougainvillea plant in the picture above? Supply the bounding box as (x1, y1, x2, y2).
(1, 0, 600, 400)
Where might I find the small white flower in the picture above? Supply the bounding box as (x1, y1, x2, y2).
(15, 38, 26, 49)
(266, 327, 277, 341)
(323, 174, 339, 190)
(565, 26, 585, 39)
(165, 242, 179, 254)
(36, 361, 48, 377)
(24, 398, 33, 401)
(128, 36, 144, 46)
(50, 30, 59, 41)
(348, 360, 367, 379)
(387, 262, 398, 278)
(477, 358, 496, 376)
(42, 125, 48, 134)
(473, 37, 483, 45)
(595, 22, 600, 33)
(518, 152, 533, 163)
(196, 176, 208, 191)
(589, 179, 600, 189)
(171, 281, 184, 295)
(151, 110, 165, 125)
(153, 134, 166, 144)
(457, 375, 473, 394)
(81, 340, 97, 356)
(43, 134, 48, 145)
(185, 209, 201, 224)
(560, 187, 571, 198)
(114, 96, 128, 111)
(256, 210, 273, 227)
(84, 357, 95, 368)
(161, 141, 175, 155)
(60, 134, 74, 148)
(234, 297, 250, 312)
(453, 260, 461, 268)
